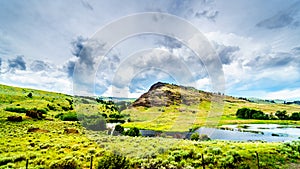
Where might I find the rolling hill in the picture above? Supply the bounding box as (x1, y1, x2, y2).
(123, 82, 300, 131)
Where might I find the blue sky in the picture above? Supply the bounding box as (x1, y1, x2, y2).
(0, 0, 300, 100)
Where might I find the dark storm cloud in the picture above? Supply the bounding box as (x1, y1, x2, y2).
(212, 42, 240, 65)
(71, 36, 87, 58)
(246, 50, 300, 69)
(30, 60, 50, 72)
(292, 46, 300, 55)
(64, 60, 76, 77)
(8, 55, 26, 70)
(256, 1, 300, 29)
(71, 36, 98, 67)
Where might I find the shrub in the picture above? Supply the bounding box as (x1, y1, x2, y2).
(236, 108, 269, 120)
(97, 153, 130, 169)
(27, 92, 33, 98)
(0, 157, 13, 166)
(190, 132, 199, 141)
(109, 113, 124, 118)
(47, 104, 57, 111)
(49, 157, 79, 169)
(61, 112, 78, 121)
(123, 127, 140, 137)
(5, 107, 27, 113)
(115, 125, 124, 134)
(199, 134, 211, 141)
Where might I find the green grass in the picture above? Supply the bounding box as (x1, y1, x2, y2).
(123, 100, 300, 132)
(0, 83, 299, 168)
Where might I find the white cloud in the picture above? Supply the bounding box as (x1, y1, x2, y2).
(0, 66, 72, 94)
(264, 89, 300, 100)
(102, 85, 141, 98)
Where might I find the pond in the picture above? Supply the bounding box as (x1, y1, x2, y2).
(195, 124, 300, 142)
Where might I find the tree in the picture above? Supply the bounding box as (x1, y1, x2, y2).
(275, 110, 288, 120)
(290, 112, 300, 120)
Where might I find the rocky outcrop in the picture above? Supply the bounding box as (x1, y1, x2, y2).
(131, 82, 211, 107)
(64, 128, 79, 134)
(7, 116, 22, 122)
(27, 127, 49, 133)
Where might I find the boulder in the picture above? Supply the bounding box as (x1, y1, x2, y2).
(64, 128, 79, 134)
(7, 116, 22, 122)
(27, 127, 49, 133)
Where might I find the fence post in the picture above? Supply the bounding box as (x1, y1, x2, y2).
(26, 159, 29, 169)
(90, 156, 93, 169)
(255, 151, 260, 169)
(201, 153, 205, 169)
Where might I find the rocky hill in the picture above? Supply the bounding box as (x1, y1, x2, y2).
(131, 82, 216, 107)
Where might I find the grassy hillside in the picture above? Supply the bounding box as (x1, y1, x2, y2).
(0, 83, 299, 168)
(123, 82, 300, 131)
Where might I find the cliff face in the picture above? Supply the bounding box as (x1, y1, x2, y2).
(131, 82, 213, 107)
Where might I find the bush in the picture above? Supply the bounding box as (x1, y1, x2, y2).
(236, 108, 269, 120)
(115, 125, 124, 134)
(109, 113, 124, 118)
(27, 92, 33, 98)
(47, 104, 57, 111)
(61, 112, 78, 121)
(5, 107, 27, 113)
(0, 157, 13, 166)
(190, 132, 199, 141)
(123, 127, 140, 137)
(97, 153, 130, 169)
(199, 134, 211, 141)
(49, 157, 79, 169)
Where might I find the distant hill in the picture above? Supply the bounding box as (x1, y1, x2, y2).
(131, 82, 245, 107)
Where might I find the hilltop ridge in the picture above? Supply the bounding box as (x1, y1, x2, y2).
(131, 82, 242, 107)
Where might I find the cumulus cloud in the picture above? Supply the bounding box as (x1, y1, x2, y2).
(264, 88, 300, 100)
(245, 49, 300, 70)
(0, 64, 72, 94)
(8, 56, 26, 71)
(30, 60, 51, 72)
(256, 1, 300, 29)
(0, 58, 2, 72)
(212, 42, 239, 65)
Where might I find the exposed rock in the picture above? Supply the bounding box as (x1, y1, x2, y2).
(27, 127, 49, 133)
(64, 128, 79, 134)
(131, 82, 211, 107)
(26, 110, 43, 119)
(7, 116, 22, 122)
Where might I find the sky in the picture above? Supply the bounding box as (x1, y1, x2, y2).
(0, 0, 300, 100)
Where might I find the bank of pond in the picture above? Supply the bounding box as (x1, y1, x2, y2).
(133, 124, 300, 142)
